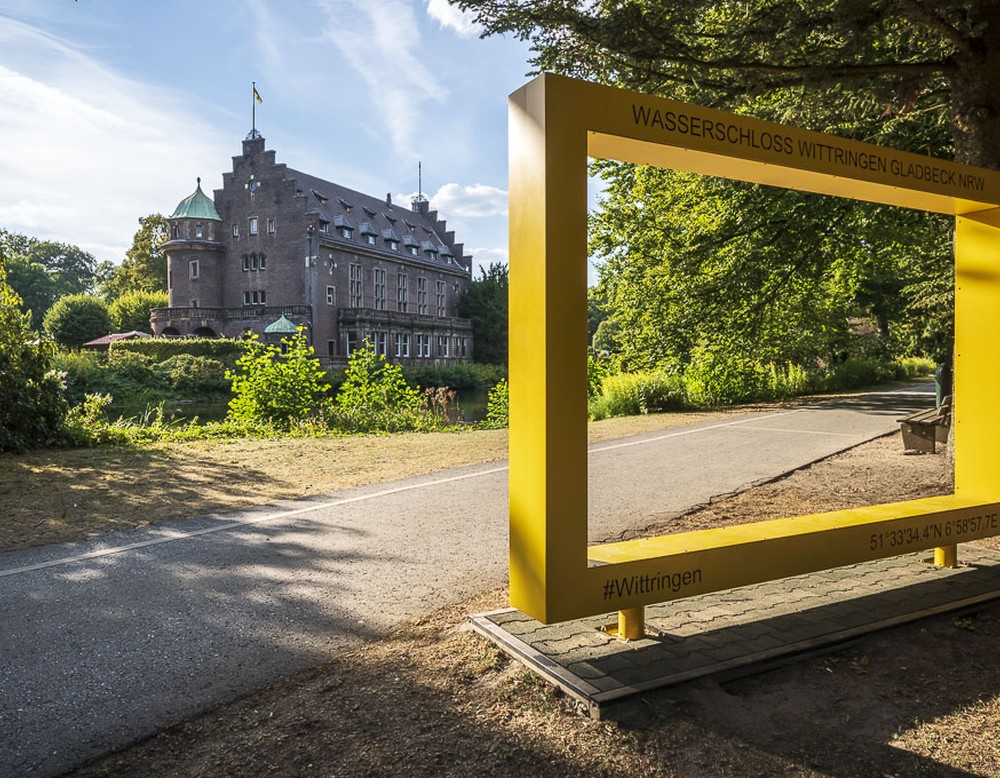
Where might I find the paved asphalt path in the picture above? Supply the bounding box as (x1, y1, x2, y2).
(0, 387, 934, 776)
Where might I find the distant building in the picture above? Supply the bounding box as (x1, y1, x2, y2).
(152, 135, 474, 365)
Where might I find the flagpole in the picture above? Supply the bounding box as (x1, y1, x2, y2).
(252, 81, 257, 136)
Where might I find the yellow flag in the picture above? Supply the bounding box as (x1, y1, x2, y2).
(253, 86, 263, 104)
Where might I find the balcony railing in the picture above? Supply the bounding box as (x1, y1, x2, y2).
(336, 308, 472, 331)
(151, 305, 312, 321)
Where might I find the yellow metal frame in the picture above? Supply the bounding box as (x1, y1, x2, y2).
(508, 73, 1000, 624)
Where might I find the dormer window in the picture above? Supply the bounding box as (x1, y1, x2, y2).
(333, 214, 354, 239)
(319, 220, 330, 234)
(359, 222, 378, 246)
(388, 240, 399, 252)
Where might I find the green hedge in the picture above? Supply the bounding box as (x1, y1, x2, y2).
(110, 337, 248, 368)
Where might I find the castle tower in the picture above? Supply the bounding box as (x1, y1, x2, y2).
(163, 178, 225, 313)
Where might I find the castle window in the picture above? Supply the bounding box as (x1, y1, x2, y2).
(437, 335, 449, 358)
(233, 224, 240, 238)
(249, 217, 259, 235)
(267, 218, 275, 234)
(319, 221, 330, 234)
(242, 254, 250, 271)
(328, 340, 335, 357)
(396, 273, 408, 313)
(191, 298, 199, 308)
(326, 285, 336, 306)
(408, 245, 418, 257)
(243, 291, 251, 305)
(259, 253, 266, 270)
(339, 226, 353, 240)
(375, 331, 388, 356)
(349, 264, 363, 307)
(171, 225, 179, 238)
(416, 333, 431, 358)
(373, 268, 386, 311)
(387, 239, 399, 252)
(394, 333, 410, 358)
(251, 254, 259, 271)
(436, 280, 446, 316)
(195, 224, 204, 238)
(189, 260, 199, 280)
(417, 277, 428, 315)
(365, 233, 376, 245)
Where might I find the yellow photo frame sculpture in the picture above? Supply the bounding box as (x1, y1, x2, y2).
(508, 73, 1000, 626)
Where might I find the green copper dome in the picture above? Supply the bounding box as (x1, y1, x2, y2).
(264, 314, 298, 334)
(170, 178, 221, 221)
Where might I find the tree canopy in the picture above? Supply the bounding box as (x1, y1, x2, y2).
(456, 0, 1000, 167)
(42, 294, 112, 349)
(458, 261, 509, 365)
(456, 0, 975, 371)
(102, 214, 169, 299)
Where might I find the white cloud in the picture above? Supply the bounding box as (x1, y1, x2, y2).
(425, 0, 482, 38)
(0, 17, 228, 261)
(395, 182, 507, 218)
(314, 0, 448, 159)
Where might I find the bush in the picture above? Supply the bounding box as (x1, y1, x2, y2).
(333, 344, 433, 433)
(589, 370, 686, 420)
(403, 362, 505, 391)
(43, 294, 112, 348)
(153, 354, 229, 394)
(227, 330, 331, 430)
(481, 379, 509, 429)
(0, 260, 68, 451)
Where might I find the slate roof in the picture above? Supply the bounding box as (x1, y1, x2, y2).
(285, 167, 469, 274)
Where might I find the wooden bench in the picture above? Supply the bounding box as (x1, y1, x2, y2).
(899, 395, 951, 454)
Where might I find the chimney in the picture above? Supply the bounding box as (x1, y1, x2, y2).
(386, 192, 392, 206)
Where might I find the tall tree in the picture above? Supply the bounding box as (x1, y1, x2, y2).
(102, 214, 169, 299)
(26, 241, 98, 297)
(6, 255, 58, 330)
(458, 261, 509, 365)
(455, 0, 1000, 168)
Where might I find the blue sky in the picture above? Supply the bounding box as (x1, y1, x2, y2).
(0, 0, 535, 274)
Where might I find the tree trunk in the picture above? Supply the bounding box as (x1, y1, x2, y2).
(949, 3, 1000, 169)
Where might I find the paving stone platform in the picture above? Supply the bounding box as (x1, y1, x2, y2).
(469, 544, 1000, 718)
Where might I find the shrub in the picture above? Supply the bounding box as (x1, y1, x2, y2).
(589, 370, 686, 420)
(0, 260, 68, 451)
(333, 344, 432, 432)
(481, 379, 509, 429)
(403, 362, 505, 391)
(227, 330, 331, 430)
(153, 353, 229, 394)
